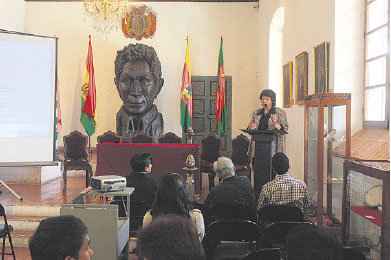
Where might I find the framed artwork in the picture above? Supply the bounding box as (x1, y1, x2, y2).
(283, 61, 293, 108)
(295, 51, 308, 105)
(314, 41, 329, 93)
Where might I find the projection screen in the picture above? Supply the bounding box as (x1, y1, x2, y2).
(0, 30, 57, 165)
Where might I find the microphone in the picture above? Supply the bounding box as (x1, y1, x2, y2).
(264, 104, 268, 109)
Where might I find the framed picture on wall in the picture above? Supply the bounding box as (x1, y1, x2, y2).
(283, 61, 293, 108)
(314, 41, 329, 93)
(295, 51, 308, 105)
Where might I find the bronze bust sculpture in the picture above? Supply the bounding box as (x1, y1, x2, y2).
(114, 43, 164, 142)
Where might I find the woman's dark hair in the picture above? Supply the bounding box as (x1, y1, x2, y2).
(259, 89, 277, 113)
(137, 215, 205, 260)
(150, 173, 191, 218)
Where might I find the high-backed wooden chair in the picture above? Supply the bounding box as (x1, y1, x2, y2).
(129, 131, 154, 143)
(231, 134, 250, 178)
(158, 132, 182, 144)
(97, 130, 121, 143)
(200, 132, 222, 191)
(63, 130, 92, 188)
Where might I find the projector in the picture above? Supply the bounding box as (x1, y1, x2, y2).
(90, 175, 127, 192)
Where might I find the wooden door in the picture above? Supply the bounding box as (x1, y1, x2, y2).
(187, 76, 232, 156)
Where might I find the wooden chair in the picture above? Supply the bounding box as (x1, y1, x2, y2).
(0, 204, 15, 260)
(231, 134, 250, 178)
(200, 133, 222, 191)
(63, 130, 92, 188)
(158, 132, 182, 144)
(129, 131, 154, 143)
(97, 130, 121, 143)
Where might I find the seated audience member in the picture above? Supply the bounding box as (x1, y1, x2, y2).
(29, 215, 93, 260)
(143, 172, 205, 240)
(202, 157, 256, 226)
(137, 215, 205, 260)
(127, 152, 157, 208)
(257, 152, 310, 212)
(113, 152, 157, 217)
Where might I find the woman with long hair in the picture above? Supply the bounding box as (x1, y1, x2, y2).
(143, 172, 205, 240)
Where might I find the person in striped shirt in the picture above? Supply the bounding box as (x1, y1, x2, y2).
(257, 152, 310, 212)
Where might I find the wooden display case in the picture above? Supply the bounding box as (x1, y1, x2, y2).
(342, 160, 389, 260)
(304, 93, 351, 227)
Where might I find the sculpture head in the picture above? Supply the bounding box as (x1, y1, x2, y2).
(114, 43, 164, 115)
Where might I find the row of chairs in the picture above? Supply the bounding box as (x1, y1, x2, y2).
(203, 204, 366, 260)
(61, 130, 183, 189)
(203, 204, 312, 259)
(97, 130, 182, 144)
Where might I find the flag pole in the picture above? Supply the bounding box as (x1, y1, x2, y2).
(88, 135, 92, 161)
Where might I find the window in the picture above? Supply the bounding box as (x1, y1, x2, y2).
(363, 0, 390, 129)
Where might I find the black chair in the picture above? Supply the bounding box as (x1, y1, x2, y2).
(158, 132, 182, 144)
(203, 219, 264, 260)
(200, 133, 222, 191)
(286, 223, 342, 260)
(241, 248, 283, 260)
(0, 204, 15, 260)
(263, 221, 314, 247)
(129, 131, 154, 143)
(257, 205, 304, 223)
(63, 130, 93, 188)
(231, 134, 250, 178)
(333, 247, 366, 260)
(97, 130, 121, 143)
(207, 203, 257, 226)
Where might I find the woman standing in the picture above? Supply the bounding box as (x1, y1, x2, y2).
(248, 89, 288, 195)
(248, 89, 288, 156)
(143, 173, 205, 241)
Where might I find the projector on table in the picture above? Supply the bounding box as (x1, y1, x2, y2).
(90, 175, 126, 192)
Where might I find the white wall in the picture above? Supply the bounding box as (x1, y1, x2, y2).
(258, 0, 335, 179)
(2, 1, 365, 182)
(335, 0, 365, 134)
(0, 0, 25, 32)
(24, 2, 260, 146)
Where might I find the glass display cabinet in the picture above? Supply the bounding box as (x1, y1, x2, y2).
(342, 160, 389, 260)
(304, 93, 351, 227)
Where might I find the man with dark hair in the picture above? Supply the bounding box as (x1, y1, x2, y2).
(114, 43, 164, 142)
(127, 152, 157, 209)
(29, 215, 93, 260)
(137, 215, 205, 260)
(257, 152, 310, 212)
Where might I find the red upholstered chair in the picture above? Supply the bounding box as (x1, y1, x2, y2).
(63, 130, 92, 188)
(158, 132, 182, 144)
(129, 131, 154, 143)
(231, 134, 250, 178)
(200, 133, 222, 191)
(97, 130, 121, 143)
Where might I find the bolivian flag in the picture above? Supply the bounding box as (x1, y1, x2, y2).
(80, 35, 97, 136)
(180, 38, 192, 132)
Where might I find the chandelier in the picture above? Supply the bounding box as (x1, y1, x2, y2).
(84, 0, 127, 36)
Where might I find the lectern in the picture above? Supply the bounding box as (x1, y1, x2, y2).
(241, 129, 276, 199)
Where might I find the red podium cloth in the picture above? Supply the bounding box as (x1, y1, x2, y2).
(96, 143, 200, 193)
(347, 206, 382, 227)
